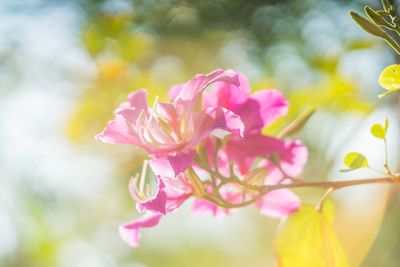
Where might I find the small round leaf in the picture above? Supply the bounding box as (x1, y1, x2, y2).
(370, 124, 386, 139)
(343, 152, 368, 170)
(379, 64, 400, 91)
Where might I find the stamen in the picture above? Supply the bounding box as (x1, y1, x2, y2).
(139, 160, 149, 195)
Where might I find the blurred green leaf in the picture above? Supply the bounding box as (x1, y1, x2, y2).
(341, 152, 368, 172)
(277, 108, 315, 139)
(275, 203, 349, 267)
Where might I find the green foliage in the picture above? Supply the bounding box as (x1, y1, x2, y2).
(341, 152, 369, 172)
(370, 119, 388, 139)
(350, 0, 400, 55)
(378, 64, 400, 98)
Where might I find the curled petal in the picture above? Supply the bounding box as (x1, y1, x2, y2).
(119, 214, 163, 247)
(95, 115, 139, 145)
(176, 69, 240, 103)
(255, 189, 300, 218)
(203, 71, 250, 108)
(136, 177, 167, 215)
(149, 153, 194, 178)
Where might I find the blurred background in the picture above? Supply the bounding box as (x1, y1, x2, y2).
(1, 0, 400, 266)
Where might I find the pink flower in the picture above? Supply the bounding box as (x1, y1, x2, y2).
(96, 69, 244, 178)
(98, 69, 309, 247)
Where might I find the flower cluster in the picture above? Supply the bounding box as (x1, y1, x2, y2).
(96, 69, 307, 247)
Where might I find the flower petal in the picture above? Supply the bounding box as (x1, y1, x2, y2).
(250, 89, 288, 127)
(203, 71, 250, 109)
(149, 153, 194, 178)
(119, 214, 163, 247)
(255, 189, 300, 218)
(136, 177, 167, 215)
(176, 69, 240, 102)
(192, 199, 229, 218)
(95, 115, 140, 145)
(115, 90, 149, 121)
(191, 107, 244, 146)
(226, 135, 307, 178)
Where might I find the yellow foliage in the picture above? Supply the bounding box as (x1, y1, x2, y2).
(275, 203, 349, 267)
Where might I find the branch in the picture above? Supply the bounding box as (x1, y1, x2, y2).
(260, 176, 400, 192)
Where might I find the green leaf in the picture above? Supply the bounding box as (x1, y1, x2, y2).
(378, 65, 400, 98)
(381, 0, 393, 12)
(370, 123, 386, 139)
(365, 6, 394, 29)
(379, 64, 400, 90)
(341, 152, 368, 171)
(385, 118, 389, 131)
(350, 12, 388, 38)
(277, 108, 315, 139)
(350, 12, 400, 54)
(275, 204, 349, 267)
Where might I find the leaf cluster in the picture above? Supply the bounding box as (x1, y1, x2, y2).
(350, 0, 400, 54)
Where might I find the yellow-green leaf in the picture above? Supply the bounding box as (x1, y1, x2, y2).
(379, 64, 400, 94)
(370, 123, 386, 139)
(341, 152, 368, 172)
(275, 204, 349, 267)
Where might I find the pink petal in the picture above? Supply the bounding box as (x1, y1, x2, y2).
(136, 177, 167, 215)
(127, 90, 148, 111)
(255, 189, 300, 218)
(230, 98, 265, 135)
(191, 107, 244, 146)
(149, 153, 194, 178)
(279, 140, 308, 178)
(95, 115, 140, 145)
(203, 71, 250, 109)
(225, 135, 307, 178)
(115, 90, 149, 121)
(225, 134, 284, 163)
(192, 199, 229, 218)
(168, 84, 183, 100)
(250, 89, 288, 127)
(119, 214, 163, 247)
(176, 69, 240, 103)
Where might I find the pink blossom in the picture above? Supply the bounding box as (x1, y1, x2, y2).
(96, 69, 244, 178)
(98, 69, 309, 247)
